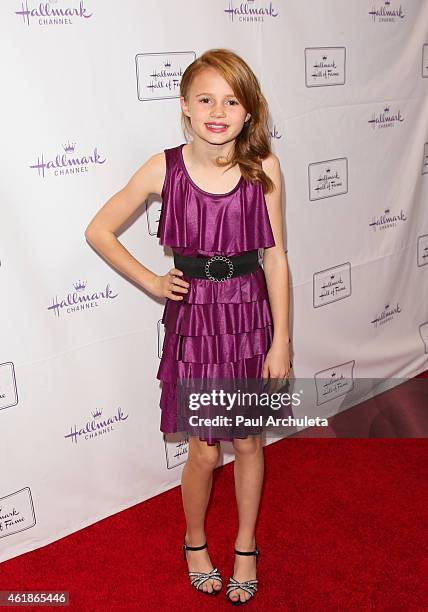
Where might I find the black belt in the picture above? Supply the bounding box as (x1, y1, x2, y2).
(173, 249, 260, 282)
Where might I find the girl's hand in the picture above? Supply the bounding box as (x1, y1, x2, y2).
(262, 340, 292, 393)
(150, 268, 190, 300)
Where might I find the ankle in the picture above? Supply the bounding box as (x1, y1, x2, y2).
(185, 531, 207, 546)
(234, 536, 256, 551)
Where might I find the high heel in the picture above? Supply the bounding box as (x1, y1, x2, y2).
(183, 539, 223, 595)
(226, 546, 260, 605)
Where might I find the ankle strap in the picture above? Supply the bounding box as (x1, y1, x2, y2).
(184, 542, 207, 551)
(234, 547, 259, 556)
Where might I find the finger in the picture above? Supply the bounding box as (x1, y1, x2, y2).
(262, 377, 275, 394)
(168, 274, 188, 293)
(167, 291, 184, 300)
(269, 379, 282, 393)
(169, 283, 188, 293)
(169, 270, 190, 289)
(266, 380, 277, 395)
(169, 278, 189, 290)
(272, 377, 288, 392)
(170, 268, 185, 278)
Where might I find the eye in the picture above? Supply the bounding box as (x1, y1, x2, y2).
(197, 97, 239, 105)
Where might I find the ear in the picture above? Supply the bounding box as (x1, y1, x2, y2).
(180, 96, 191, 117)
(245, 113, 251, 122)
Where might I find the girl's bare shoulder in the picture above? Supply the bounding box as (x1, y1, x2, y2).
(261, 152, 281, 176)
(133, 150, 166, 196)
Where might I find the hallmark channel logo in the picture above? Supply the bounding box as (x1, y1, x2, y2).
(136, 52, 195, 101)
(15, 0, 93, 27)
(368, 105, 405, 130)
(30, 140, 106, 178)
(371, 302, 402, 328)
(305, 48, 346, 87)
(369, 207, 407, 231)
(368, 1, 405, 23)
(47, 280, 118, 318)
(64, 406, 128, 445)
(224, 0, 279, 23)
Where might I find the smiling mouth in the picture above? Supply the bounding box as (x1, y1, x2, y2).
(205, 123, 229, 129)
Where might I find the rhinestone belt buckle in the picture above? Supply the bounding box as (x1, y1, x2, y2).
(204, 255, 234, 282)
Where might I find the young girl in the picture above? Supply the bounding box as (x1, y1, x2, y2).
(85, 48, 291, 605)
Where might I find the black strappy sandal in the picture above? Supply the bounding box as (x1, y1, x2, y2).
(183, 540, 223, 596)
(226, 546, 260, 605)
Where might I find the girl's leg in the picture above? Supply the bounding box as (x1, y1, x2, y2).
(181, 435, 222, 592)
(229, 434, 264, 603)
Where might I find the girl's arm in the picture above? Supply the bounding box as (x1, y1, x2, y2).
(261, 154, 290, 347)
(84, 153, 166, 294)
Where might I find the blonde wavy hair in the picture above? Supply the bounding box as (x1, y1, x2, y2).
(180, 48, 275, 194)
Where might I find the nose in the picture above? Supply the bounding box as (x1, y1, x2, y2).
(210, 103, 226, 118)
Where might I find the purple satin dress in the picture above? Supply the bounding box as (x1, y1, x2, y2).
(156, 143, 276, 445)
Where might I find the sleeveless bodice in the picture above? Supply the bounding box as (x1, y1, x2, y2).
(157, 143, 275, 256)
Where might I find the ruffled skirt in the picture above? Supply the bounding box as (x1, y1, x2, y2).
(156, 265, 274, 445)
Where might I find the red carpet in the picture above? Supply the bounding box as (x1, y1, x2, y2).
(1, 436, 426, 611)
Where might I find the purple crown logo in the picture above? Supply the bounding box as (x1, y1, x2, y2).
(73, 280, 86, 291)
(385, 304, 389, 310)
(385, 0, 390, 5)
(330, 275, 335, 279)
(326, 168, 330, 173)
(164, 60, 171, 68)
(63, 140, 76, 153)
(331, 372, 336, 377)
(384, 106, 390, 112)
(92, 408, 102, 419)
(385, 208, 390, 214)
(322, 55, 327, 60)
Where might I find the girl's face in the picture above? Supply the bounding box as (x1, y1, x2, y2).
(180, 67, 251, 146)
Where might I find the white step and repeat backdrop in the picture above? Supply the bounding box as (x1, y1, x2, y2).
(1, 1, 427, 563)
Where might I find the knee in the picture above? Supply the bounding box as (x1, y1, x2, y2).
(188, 438, 220, 470)
(233, 435, 262, 457)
